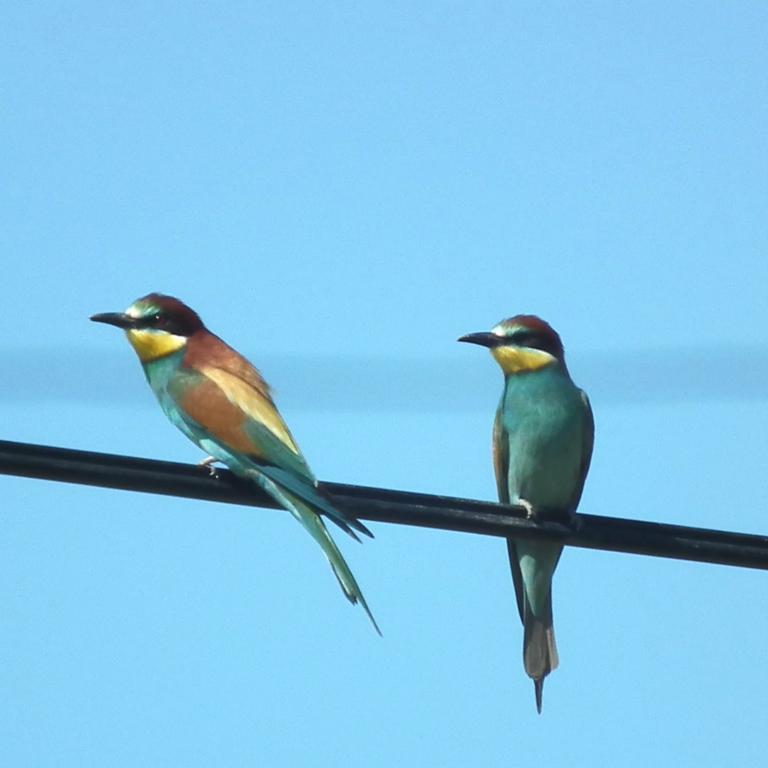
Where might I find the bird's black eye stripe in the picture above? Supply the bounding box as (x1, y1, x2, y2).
(135, 312, 166, 329)
(513, 331, 558, 356)
(134, 311, 194, 337)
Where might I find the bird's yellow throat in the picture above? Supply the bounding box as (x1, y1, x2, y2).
(126, 328, 187, 362)
(491, 346, 556, 375)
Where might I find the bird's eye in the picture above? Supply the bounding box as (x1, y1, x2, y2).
(513, 332, 546, 350)
(152, 312, 165, 325)
(513, 332, 534, 346)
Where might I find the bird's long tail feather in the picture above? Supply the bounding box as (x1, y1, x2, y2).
(247, 469, 380, 635)
(523, 593, 558, 714)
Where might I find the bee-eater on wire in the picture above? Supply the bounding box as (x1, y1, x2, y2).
(459, 316, 593, 713)
(91, 293, 379, 633)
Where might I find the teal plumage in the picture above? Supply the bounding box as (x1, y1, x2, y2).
(460, 316, 593, 712)
(92, 293, 379, 633)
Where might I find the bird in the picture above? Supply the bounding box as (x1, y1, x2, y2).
(91, 293, 379, 633)
(459, 315, 593, 712)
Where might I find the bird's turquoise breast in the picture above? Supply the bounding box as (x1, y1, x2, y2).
(141, 350, 202, 443)
(500, 367, 585, 512)
(142, 349, 185, 404)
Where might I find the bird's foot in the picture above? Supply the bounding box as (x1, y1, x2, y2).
(546, 507, 580, 528)
(519, 498, 537, 519)
(198, 456, 220, 478)
(567, 511, 583, 533)
(518, 499, 581, 531)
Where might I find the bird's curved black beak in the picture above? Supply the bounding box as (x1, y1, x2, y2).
(457, 331, 501, 348)
(90, 312, 136, 329)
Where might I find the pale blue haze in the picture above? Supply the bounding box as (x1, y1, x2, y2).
(1, 2, 766, 766)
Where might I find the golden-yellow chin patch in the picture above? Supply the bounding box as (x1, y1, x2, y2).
(491, 345, 556, 375)
(126, 328, 187, 362)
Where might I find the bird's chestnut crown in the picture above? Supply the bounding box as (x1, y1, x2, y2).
(126, 293, 204, 337)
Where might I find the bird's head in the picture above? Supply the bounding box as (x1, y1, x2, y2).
(91, 293, 204, 362)
(458, 315, 565, 375)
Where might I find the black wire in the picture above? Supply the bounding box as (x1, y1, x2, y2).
(1, 439, 766, 570)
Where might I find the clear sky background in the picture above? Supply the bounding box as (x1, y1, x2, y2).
(1, 2, 767, 765)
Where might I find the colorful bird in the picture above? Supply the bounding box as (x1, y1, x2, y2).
(91, 293, 379, 633)
(459, 316, 593, 712)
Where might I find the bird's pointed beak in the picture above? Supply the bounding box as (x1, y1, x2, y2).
(457, 331, 501, 348)
(90, 312, 137, 329)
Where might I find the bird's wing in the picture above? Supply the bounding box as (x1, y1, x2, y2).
(567, 388, 595, 513)
(173, 364, 315, 481)
(254, 463, 373, 540)
(492, 409, 510, 505)
(168, 365, 373, 540)
(493, 410, 526, 623)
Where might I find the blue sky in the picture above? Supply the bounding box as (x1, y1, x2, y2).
(1, 2, 766, 765)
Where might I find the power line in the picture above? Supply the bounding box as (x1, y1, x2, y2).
(1, 438, 766, 571)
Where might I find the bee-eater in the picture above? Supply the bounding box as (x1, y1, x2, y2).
(91, 293, 379, 633)
(459, 316, 593, 712)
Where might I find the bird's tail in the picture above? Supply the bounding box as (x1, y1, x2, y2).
(289, 490, 381, 636)
(248, 469, 380, 635)
(507, 538, 560, 714)
(523, 592, 558, 714)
